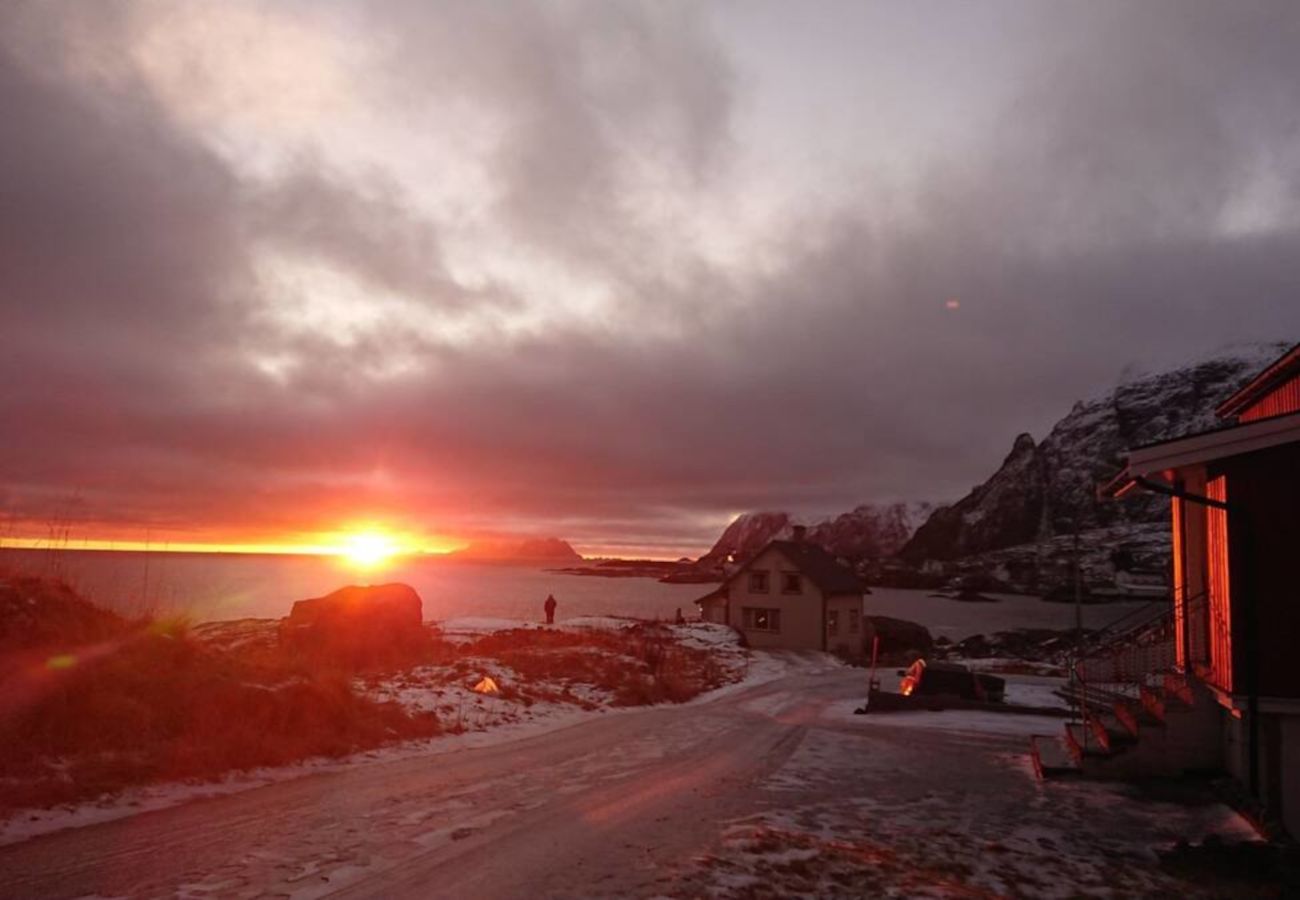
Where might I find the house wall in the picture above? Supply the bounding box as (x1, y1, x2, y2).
(1281, 715, 1300, 839)
(825, 593, 868, 657)
(1221, 709, 1249, 786)
(728, 546, 827, 651)
(698, 596, 727, 625)
(1217, 707, 1300, 839)
(1213, 441, 1300, 699)
(1239, 372, 1300, 422)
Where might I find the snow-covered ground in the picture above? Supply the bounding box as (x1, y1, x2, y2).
(676, 678, 1262, 899)
(0, 619, 757, 847)
(0, 652, 1270, 898)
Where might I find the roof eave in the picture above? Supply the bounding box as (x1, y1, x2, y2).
(1103, 411, 1300, 495)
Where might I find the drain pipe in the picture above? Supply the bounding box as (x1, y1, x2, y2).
(1134, 476, 1260, 801)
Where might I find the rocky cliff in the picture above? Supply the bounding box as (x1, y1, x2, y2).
(693, 343, 1287, 594)
(899, 342, 1289, 567)
(700, 502, 935, 565)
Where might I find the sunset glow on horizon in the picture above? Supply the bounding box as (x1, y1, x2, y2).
(2, 2, 1298, 563)
(0, 529, 462, 561)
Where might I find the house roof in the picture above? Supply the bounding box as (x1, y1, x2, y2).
(1215, 342, 1300, 420)
(693, 539, 869, 606)
(739, 540, 867, 595)
(1102, 409, 1300, 498)
(695, 585, 727, 605)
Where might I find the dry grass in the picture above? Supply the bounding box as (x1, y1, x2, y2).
(0, 578, 440, 811)
(1, 578, 741, 813)
(461, 623, 733, 706)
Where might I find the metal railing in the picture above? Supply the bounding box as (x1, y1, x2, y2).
(1065, 595, 1194, 752)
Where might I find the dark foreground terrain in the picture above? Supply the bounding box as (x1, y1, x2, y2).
(0, 655, 1277, 899)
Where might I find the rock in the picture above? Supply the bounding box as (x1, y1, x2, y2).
(952, 589, 1000, 603)
(279, 583, 428, 666)
(948, 627, 1095, 662)
(0, 575, 128, 653)
(866, 615, 933, 662)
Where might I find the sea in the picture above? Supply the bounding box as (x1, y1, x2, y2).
(0, 548, 1152, 640)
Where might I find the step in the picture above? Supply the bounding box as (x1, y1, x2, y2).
(1140, 684, 1167, 722)
(1163, 672, 1195, 706)
(1064, 722, 1113, 763)
(1113, 697, 1161, 737)
(1085, 711, 1137, 753)
(1030, 733, 1081, 779)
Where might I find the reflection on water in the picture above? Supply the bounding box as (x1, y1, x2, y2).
(0, 548, 1153, 636)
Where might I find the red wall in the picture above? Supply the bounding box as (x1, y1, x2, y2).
(1240, 372, 1300, 422)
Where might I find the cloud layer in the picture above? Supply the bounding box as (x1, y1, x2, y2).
(2, 1, 1299, 555)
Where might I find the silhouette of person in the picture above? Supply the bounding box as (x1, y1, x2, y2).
(544, 594, 557, 625)
(675, 607, 685, 625)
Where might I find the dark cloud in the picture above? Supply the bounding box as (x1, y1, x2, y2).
(2, 1, 1299, 555)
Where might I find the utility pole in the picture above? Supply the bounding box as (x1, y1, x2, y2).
(1073, 519, 1083, 641)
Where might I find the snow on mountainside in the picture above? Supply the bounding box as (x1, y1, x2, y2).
(700, 503, 936, 565)
(899, 341, 1290, 565)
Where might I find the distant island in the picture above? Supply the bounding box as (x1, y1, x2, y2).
(550, 558, 721, 584)
(446, 537, 583, 564)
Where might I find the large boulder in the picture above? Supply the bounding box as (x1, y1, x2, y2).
(278, 583, 428, 667)
(866, 615, 934, 663)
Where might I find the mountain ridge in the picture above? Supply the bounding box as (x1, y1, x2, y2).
(694, 341, 1289, 593)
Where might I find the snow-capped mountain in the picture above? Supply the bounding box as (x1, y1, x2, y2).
(700, 503, 936, 565)
(899, 342, 1290, 565)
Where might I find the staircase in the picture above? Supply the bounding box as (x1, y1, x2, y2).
(1031, 596, 1222, 781)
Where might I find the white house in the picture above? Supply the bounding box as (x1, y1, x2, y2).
(696, 529, 871, 656)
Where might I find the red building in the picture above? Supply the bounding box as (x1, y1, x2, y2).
(1094, 343, 1300, 836)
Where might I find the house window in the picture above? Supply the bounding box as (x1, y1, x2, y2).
(827, 609, 839, 636)
(742, 607, 781, 632)
(748, 570, 770, 593)
(848, 609, 860, 633)
(781, 572, 802, 594)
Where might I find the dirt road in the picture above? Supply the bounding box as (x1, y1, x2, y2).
(0, 657, 1248, 898)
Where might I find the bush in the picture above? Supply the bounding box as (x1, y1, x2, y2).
(462, 626, 729, 707)
(0, 579, 441, 810)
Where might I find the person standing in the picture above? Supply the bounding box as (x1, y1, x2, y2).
(544, 593, 557, 625)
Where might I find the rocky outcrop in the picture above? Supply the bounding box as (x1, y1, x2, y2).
(0, 575, 128, 653)
(900, 343, 1289, 567)
(899, 433, 1045, 563)
(699, 512, 791, 564)
(701, 503, 935, 566)
(279, 583, 429, 666)
(867, 615, 934, 662)
(449, 537, 582, 563)
(939, 628, 1087, 664)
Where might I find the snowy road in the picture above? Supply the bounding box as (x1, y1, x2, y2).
(0, 655, 1254, 898)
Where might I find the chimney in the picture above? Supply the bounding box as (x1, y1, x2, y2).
(791, 524, 807, 543)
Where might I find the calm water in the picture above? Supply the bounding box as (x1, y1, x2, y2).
(1, 548, 1151, 638)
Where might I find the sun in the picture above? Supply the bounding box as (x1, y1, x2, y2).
(340, 531, 400, 568)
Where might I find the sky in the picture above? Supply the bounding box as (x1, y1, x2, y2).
(2, 0, 1299, 558)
